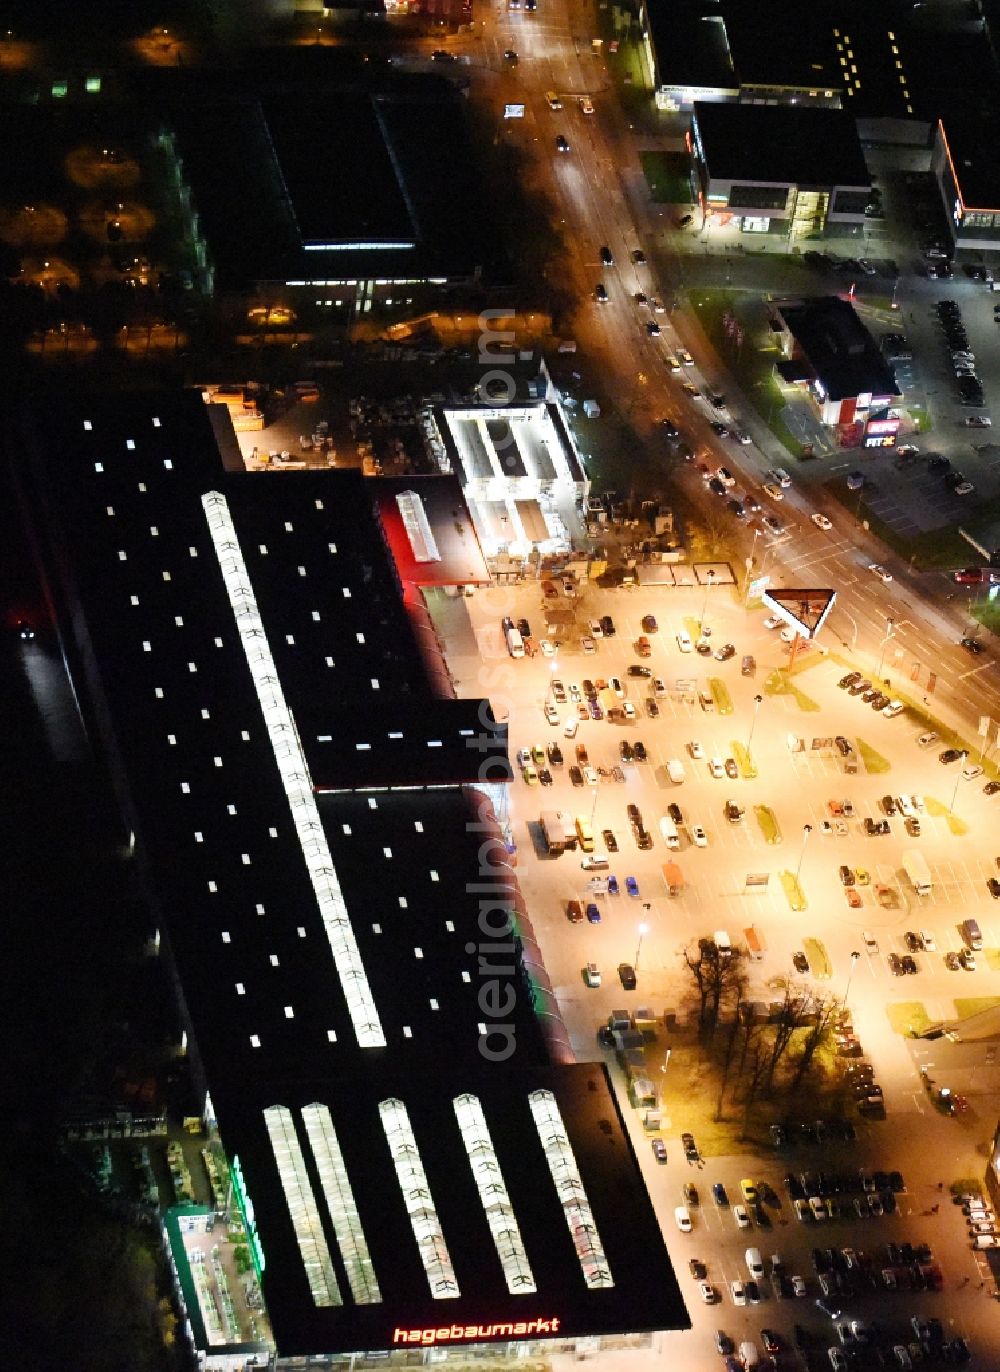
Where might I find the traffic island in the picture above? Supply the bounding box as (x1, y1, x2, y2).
(885, 1002, 931, 1036)
(755, 804, 782, 844)
(779, 870, 806, 911)
(803, 938, 831, 978)
(764, 668, 820, 711)
(856, 738, 890, 774)
(923, 796, 970, 836)
(732, 742, 757, 779)
(709, 677, 733, 714)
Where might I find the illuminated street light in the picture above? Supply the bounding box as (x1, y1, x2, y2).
(589, 785, 600, 829)
(700, 567, 716, 636)
(877, 618, 895, 680)
(635, 913, 650, 970)
(794, 823, 813, 886)
(844, 949, 861, 1007)
(745, 693, 764, 762)
(949, 752, 969, 814)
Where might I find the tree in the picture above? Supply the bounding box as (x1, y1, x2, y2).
(680, 938, 748, 1037)
(790, 994, 841, 1091)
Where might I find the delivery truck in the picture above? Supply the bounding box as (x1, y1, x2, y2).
(540, 810, 576, 853)
(902, 848, 932, 897)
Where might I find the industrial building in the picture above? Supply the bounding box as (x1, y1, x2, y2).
(16, 389, 686, 1368)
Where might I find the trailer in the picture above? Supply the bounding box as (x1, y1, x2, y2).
(661, 862, 685, 896)
(540, 809, 576, 853)
(744, 926, 766, 961)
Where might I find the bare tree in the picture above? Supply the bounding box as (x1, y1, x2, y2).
(680, 938, 747, 1037)
(790, 994, 841, 1091)
(763, 980, 822, 1095)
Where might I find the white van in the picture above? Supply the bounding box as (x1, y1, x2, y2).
(745, 1247, 763, 1278)
(713, 930, 732, 958)
(658, 816, 681, 850)
(739, 1341, 759, 1368)
(563, 717, 579, 738)
(666, 758, 686, 785)
(504, 623, 525, 658)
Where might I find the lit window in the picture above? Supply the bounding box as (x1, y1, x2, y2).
(250, 1034, 260, 1048)
(402, 1026, 412, 1039)
(342, 823, 352, 835)
(372, 922, 382, 934)
(388, 731, 403, 739)
(118, 550, 127, 562)
(214, 756, 223, 767)
(241, 729, 250, 741)
(190, 547, 198, 557)
(94, 462, 103, 472)
(164, 460, 173, 470)
(214, 636, 223, 647)
(188, 662, 198, 673)
(270, 954, 280, 967)
(462, 970, 471, 983)
(241, 853, 251, 866)
(297, 926, 306, 937)
(312, 611, 321, 621)
(175, 615, 184, 627)
(259, 544, 268, 554)
(208, 880, 217, 893)
(228, 803, 237, 815)
(285, 522, 294, 532)
(368, 798, 378, 810)
(286, 635, 295, 645)
(383, 847, 392, 859)
(152, 416, 161, 427)
(398, 897, 408, 909)
(414, 947, 423, 959)
(427, 740, 442, 749)
(222, 931, 231, 944)
(356, 743, 371, 751)
(327, 1029, 337, 1042)
(325, 656, 334, 667)
(477, 1022, 487, 1036)
(356, 632, 365, 644)
(328, 543, 337, 554)
(445, 920, 455, 932)
(162, 571, 172, 582)
(167, 733, 176, 745)
(315, 499, 324, 510)
(236, 982, 246, 995)
(342, 587, 351, 598)
(430, 870, 440, 882)
(106, 505, 115, 516)
(284, 1006, 295, 1019)
(194, 831, 204, 843)
(150, 526, 159, 537)
(201, 708, 210, 720)
(180, 782, 190, 794)
(154, 687, 164, 699)
(429, 998, 439, 1010)
(138, 482, 146, 492)
(83, 420, 93, 431)
(269, 827, 278, 838)
(256, 903, 265, 915)
(414, 822, 424, 833)
(126, 439, 135, 451)
(130, 595, 139, 606)
(298, 566, 307, 578)
(371, 678, 380, 690)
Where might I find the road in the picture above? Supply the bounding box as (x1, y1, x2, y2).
(448, 0, 1000, 749)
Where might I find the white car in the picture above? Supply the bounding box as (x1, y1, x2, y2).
(715, 467, 736, 488)
(920, 929, 936, 951)
(917, 731, 938, 748)
(896, 794, 916, 818)
(767, 467, 792, 487)
(580, 636, 597, 654)
(763, 482, 784, 501)
(708, 757, 725, 778)
(963, 763, 984, 780)
(809, 1196, 826, 1221)
(544, 703, 560, 725)
(868, 563, 892, 582)
(583, 766, 600, 787)
(699, 1281, 718, 1304)
(763, 615, 782, 630)
(653, 677, 667, 696)
(688, 740, 705, 759)
(731, 1279, 747, 1305)
(610, 676, 625, 697)
(674, 1206, 692, 1231)
(791, 1274, 807, 1297)
(623, 701, 637, 721)
(589, 619, 604, 638)
(811, 513, 833, 531)
(882, 700, 905, 718)
(516, 747, 532, 768)
(539, 638, 556, 656)
(691, 825, 708, 847)
(733, 1206, 750, 1230)
(579, 96, 594, 114)
(676, 630, 693, 653)
(734, 429, 752, 445)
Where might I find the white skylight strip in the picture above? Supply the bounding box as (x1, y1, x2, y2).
(453, 1094, 536, 1293)
(302, 1104, 382, 1306)
(395, 489, 441, 563)
(527, 1089, 614, 1289)
(202, 492, 385, 1049)
(303, 240, 416, 252)
(263, 1106, 342, 1308)
(378, 1098, 459, 1300)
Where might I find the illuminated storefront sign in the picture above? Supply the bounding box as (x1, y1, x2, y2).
(231, 1155, 266, 1279)
(864, 416, 900, 449)
(392, 1316, 562, 1346)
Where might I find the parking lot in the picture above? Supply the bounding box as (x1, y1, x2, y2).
(434, 574, 1000, 1370)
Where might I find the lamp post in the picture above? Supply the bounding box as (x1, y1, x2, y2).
(700, 567, 716, 636)
(635, 913, 650, 971)
(794, 823, 813, 886)
(949, 752, 969, 814)
(746, 693, 764, 762)
(742, 528, 760, 606)
(844, 949, 861, 1007)
(589, 784, 600, 830)
(877, 618, 895, 681)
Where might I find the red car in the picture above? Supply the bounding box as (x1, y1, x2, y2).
(954, 567, 985, 585)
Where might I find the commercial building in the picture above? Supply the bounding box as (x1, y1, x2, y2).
(771, 296, 901, 429)
(932, 119, 1000, 254)
(690, 102, 872, 240)
(16, 390, 686, 1368)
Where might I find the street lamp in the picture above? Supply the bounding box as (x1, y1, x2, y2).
(589, 785, 600, 829)
(742, 527, 760, 605)
(877, 618, 895, 681)
(949, 752, 969, 814)
(844, 949, 861, 1006)
(745, 693, 764, 762)
(635, 914, 650, 971)
(545, 659, 559, 706)
(700, 567, 716, 636)
(794, 823, 813, 886)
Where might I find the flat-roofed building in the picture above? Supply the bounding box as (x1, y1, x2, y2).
(771, 296, 900, 428)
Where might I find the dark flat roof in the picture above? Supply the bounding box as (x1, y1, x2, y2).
(693, 102, 870, 189)
(723, 8, 839, 92)
(20, 388, 686, 1355)
(645, 8, 736, 90)
(777, 297, 900, 402)
(373, 475, 491, 587)
(938, 118, 1000, 212)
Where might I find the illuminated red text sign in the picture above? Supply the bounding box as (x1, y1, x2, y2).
(393, 1316, 562, 1346)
